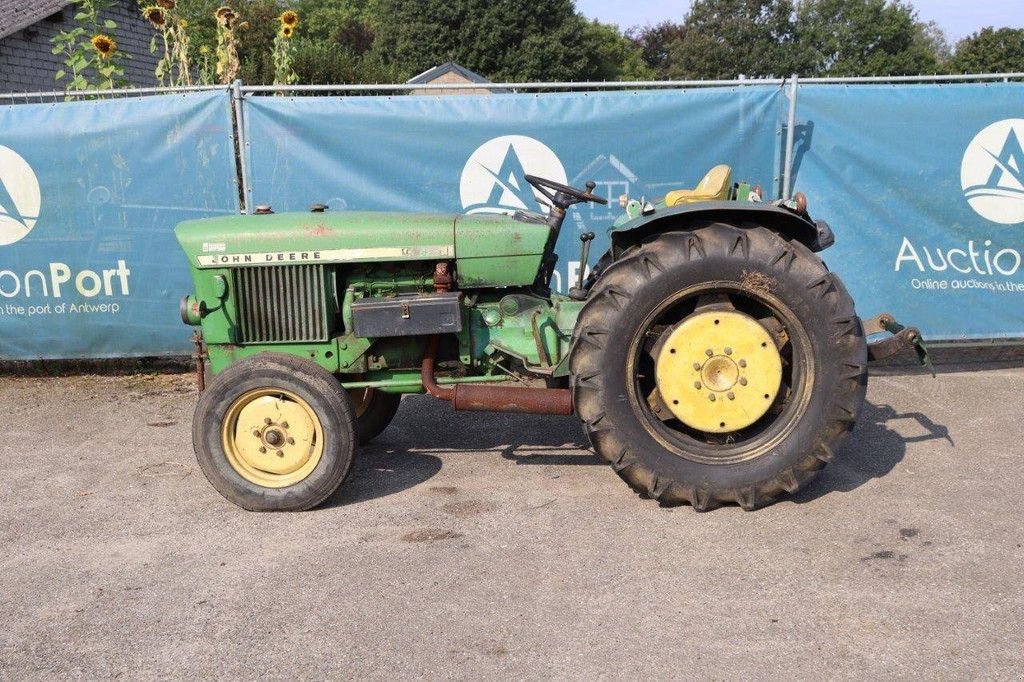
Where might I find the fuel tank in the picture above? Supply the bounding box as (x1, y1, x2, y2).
(454, 213, 549, 287)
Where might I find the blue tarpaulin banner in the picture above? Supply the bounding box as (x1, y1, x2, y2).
(0, 91, 240, 359)
(792, 83, 1024, 341)
(241, 86, 783, 294)
(3, 82, 1022, 361)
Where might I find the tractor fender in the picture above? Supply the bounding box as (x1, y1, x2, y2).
(609, 201, 834, 254)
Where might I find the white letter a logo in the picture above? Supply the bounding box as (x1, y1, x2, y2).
(0, 145, 42, 246)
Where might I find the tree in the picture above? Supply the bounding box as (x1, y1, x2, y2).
(663, 0, 797, 79)
(916, 20, 952, 68)
(291, 0, 373, 48)
(627, 21, 687, 78)
(792, 0, 939, 76)
(572, 20, 655, 81)
(287, 0, 401, 84)
(173, 0, 655, 85)
(949, 28, 1024, 74)
(367, 0, 637, 82)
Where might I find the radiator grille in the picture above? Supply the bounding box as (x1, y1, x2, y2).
(234, 265, 329, 343)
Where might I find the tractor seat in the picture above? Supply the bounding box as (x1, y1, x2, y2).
(664, 165, 732, 206)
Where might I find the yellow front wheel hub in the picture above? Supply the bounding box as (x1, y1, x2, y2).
(655, 310, 783, 433)
(221, 388, 324, 488)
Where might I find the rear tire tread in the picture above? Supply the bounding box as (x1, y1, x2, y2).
(570, 223, 868, 511)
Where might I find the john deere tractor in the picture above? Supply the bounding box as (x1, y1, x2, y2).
(176, 165, 924, 512)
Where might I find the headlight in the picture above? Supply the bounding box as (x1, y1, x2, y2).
(180, 295, 206, 325)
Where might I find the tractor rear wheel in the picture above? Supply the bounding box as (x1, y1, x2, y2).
(193, 353, 357, 511)
(348, 388, 402, 444)
(569, 223, 867, 510)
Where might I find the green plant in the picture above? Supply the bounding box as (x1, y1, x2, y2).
(143, 1, 193, 87)
(197, 44, 216, 84)
(288, 40, 409, 85)
(290, 40, 359, 84)
(272, 10, 299, 86)
(50, 0, 129, 92)
(214, 5, 244, 84)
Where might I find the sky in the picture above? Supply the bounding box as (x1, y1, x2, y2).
(575, 0, 1024, 41)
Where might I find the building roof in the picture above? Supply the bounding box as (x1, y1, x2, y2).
(407, 61, 492, 85)
(0, 0, 70, 40)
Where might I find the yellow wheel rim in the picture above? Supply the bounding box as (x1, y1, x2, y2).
(221, 388, 324, 488)
(348, 388, 372, 418)
(655, 310, 783, 434)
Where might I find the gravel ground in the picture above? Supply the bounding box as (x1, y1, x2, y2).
(0, 363, 1022, 679)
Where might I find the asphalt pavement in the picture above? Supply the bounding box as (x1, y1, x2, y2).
(0, 362, 1021, 678)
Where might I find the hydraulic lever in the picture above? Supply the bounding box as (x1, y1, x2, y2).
(568, 231, 595, 301)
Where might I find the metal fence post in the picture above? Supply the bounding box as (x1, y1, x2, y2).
(231, 79, 252, 214)
(782, 73, 799, 200)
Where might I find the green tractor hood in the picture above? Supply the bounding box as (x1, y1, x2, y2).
(175, 212, 458, 268)
(175, 210, 552, 288)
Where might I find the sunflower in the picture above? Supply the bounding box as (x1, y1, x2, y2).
(142, 6, 165, 27)
(281, 25, 293, 38)
(179, 18, 188, 28)
(280, 10, 298, 27)
(156, 0, 175, 9)
(215, 6, 236, 26)
(199, 45, 209, 55)
(90, 34, 116, 58)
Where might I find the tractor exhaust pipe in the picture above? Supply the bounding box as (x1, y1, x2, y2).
(420, 336, 574, 415)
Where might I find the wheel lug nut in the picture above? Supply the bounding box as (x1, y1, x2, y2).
(705, 349, 714, 357)
(725, 347, 732, 355)
(739, 359, 747, 368)
(252, 430, 261, 437)
(280, 421, 289, 429)
(708, 393, 716, 402)
(727, 392, 735, 400)
(287, 437, 295, 445)
(692, 362, 701, 371)
(276, 450, 285, 457)
(258, 446, 266, 454)
(739, 377, 748, 386)
(264, 417, 272, 425)
(694, 381, 702, 389)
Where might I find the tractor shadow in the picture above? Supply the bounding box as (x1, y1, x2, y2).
(323, 394, 596, 507)
(325, 396, 949, 507)
(792, 400, 952, 504)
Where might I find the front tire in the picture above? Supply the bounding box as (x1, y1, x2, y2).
(570, 224, 867, 510)
(193, 353, 357, 511)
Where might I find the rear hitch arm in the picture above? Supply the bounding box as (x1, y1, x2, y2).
(864, 313, 934, 376)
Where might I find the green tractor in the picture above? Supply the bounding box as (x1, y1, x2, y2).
(176, 165, 924, 512)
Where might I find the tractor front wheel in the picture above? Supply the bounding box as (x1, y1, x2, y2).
(193, 353, 357, 511)
(570, 223, 867, 510)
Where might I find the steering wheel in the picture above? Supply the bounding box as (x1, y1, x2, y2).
(524, 175, 609, 209)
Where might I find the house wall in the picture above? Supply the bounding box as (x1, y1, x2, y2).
(0, 2, 159, 94)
